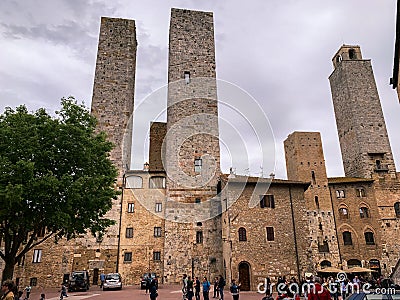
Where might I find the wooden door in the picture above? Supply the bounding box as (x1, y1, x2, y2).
(238, 262, 251, 291)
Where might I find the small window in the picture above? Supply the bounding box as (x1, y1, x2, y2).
(184, 71, 190, 84)
(339, 207, 349, 219)
(311, 171, 316, 185)
(318, 241, 329, 253)
(260, 195, 275, 208)
(376, 160, 381, 169)
(394, 202, 400, 218)
(153, 251, 161, 261)
(154, 227, 162, 237)
(126, 227, 133, 238)
(343, 231, 352, 245)
(194, 158, 202, 173)
(128, 203, 135, 213)
(196, 231, 203, 244)
(149, 176, 166, 189)
(315, 196, 319, 209)
(349, 49, 356, 59)
(238, 227, 247, 241)
(195, 198, 201, 204)
(33, 249, 42, 263)
(266, 227, 274, 241)
(365, 231, 375, 245)
(30, 278, 37, 286)
(359, 207, 370, 218)
(124, 252, 132, 262)
(356, 188, 366, 197)
(155, 203, 162, 212)
(336, 190, 345, 198)
(37, 227, 46, 238)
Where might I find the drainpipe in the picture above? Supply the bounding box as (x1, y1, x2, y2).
(289, 186, 301, 282)
(116, 173, 126, 273)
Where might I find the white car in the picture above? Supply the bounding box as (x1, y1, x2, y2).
(103, 273, 122, 290)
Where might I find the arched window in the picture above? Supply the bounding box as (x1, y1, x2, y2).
(149, 176, 166, 189)
(356, 188, 366, 197)
(365, 231, 375, 245)
(238, 227, 247, 241)
(394, 202, 400, 218)
(320, 260, 332, 269)
(126, 175, 143, 188)
(347, 259, 362, 268)
(359, 207, 370, 218)
(339, 207, 349, 219)
(343, 231, 352, 245)
(315, 196, 320, 209)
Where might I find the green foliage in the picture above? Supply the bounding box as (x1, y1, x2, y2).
(0, 97, 119, 279)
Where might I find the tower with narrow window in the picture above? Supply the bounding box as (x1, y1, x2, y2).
(89, 17, 137, 265)
(284, 131, 340, 272)
(329, 45, 396, 179)
(163, 8, 223, 283)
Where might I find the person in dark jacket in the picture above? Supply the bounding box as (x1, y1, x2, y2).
(149, 284, 158, 300)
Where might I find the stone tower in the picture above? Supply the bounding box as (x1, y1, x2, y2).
(163, 8, 223, 283)
(284, 132, 340, 271)
(329, 45, 396, 179)
(91, 17, 137, 182)
(90, 17, 137, 261)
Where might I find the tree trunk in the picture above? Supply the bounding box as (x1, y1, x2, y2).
(2, 257, 16, 281)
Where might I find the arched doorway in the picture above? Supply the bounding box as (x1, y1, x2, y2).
(238, 262, 251, 291)
(347, 259, 362, 268)
(320, 260, 332, 269)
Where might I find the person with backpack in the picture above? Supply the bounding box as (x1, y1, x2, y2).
(229, 279, 240, 300)
(202, 277, 211, 300)
(218, 276, 226, 300)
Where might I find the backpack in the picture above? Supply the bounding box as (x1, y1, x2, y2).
(230, 284, 238, 294)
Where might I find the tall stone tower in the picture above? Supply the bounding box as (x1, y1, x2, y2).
(329, 45, 396, 179)
(90, 17, 137, 261)
(91, 17, 137, 182)
(163, 8, 223, 283)
(284, 132, 340, 271)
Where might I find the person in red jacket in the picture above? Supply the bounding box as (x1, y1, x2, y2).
(307, 277, 331, 300)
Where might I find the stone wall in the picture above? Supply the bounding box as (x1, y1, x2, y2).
(149, 122, 167, 171)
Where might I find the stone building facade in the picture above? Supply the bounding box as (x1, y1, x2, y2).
(6, 10, 400, 291)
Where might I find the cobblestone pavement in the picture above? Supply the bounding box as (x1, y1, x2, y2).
(26, 284, 267, 300)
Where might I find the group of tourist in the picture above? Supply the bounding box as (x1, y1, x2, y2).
(0, 280, 36, 300)
(181, 274, 240, 300)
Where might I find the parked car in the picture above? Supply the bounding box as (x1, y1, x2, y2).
(103, 273, 122, 291)
(68, 270, 90, 292)
(140, 273, 157, 289)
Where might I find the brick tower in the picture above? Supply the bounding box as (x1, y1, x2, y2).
(163, 8, 223, 283)
(329, 45, 396, 179)
(91, 17, 137, 182)
(284, 132, 340, 272)
(90, 17, 137, 265)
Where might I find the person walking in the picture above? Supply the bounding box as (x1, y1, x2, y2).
(149, 284, 158, 300)
(202, 277, 211, 300)
(100, 273, 105, 288)
(218, 276, 226, 300)
(23, 286, 31, 300)
(145, 274, 152, 294)
(213, 277, 219, 299)
(195, 277, 201, 300)
(230, 279, 240, 300)
(1, 280, 15, 300)
(187, 276, 194, 300)
(182, 274, 188, 300)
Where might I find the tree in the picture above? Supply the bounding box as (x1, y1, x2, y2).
(0, 97, 119, 281)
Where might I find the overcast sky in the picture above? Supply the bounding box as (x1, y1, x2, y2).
(1, 0, 399, 179)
